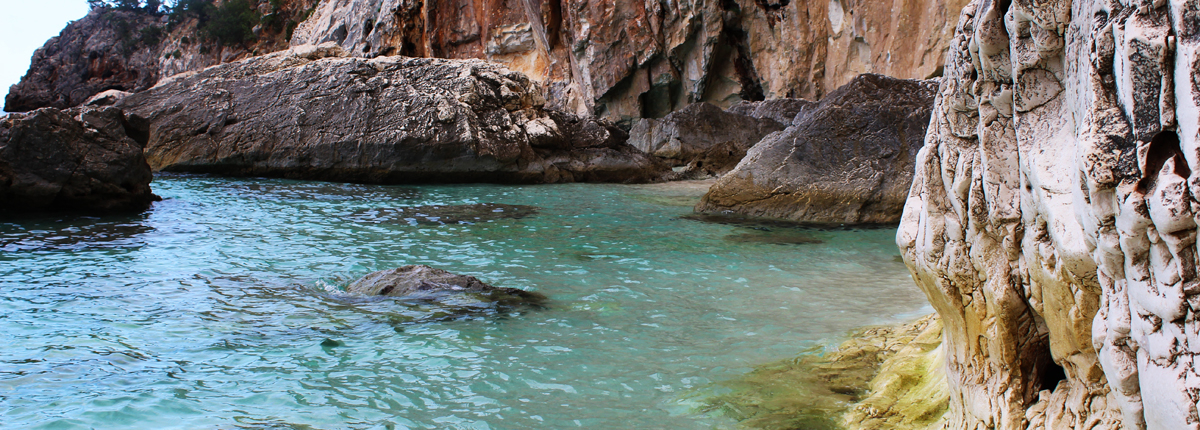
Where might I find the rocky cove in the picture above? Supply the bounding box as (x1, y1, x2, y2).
(4, 0, 1200, 429)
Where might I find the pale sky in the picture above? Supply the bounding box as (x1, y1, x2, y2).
(1, 0, 91, 113)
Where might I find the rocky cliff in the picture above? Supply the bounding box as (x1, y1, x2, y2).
(115, 43, 667, 183)
(4, 0, 320, 112)
(10, 0, 968, 126)
(291, 0, 969, 126)
(899, 0, 1200, 428)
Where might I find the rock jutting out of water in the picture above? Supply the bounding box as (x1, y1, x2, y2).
(695, 74, 938, 225)
(347, 203, 538, 225)
(115, 43, 670, 184)
(348, 265, 546, 307)
(0, 106, 159, 214)
(898, 0, 1200, 428)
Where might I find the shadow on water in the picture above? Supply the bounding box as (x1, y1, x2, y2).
(679, 213, 896, 232)
(0, 211, 154, 252)
(226, 182, 423, 202)
(346, 203, 539, 226)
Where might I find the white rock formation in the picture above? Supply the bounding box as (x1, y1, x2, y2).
(898, 0, 1200, 428)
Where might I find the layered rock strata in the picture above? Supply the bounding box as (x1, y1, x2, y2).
(115, 43, 668, 184)
(696, 74, 937, 225)
(628, 102, 786, 177)
(898, 0, 1200, 428)
(0, 106, 158, 213)
(290, 0, 969, 124)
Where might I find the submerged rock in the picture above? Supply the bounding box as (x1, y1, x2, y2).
(348, 203, 537, 225)
(696, 74, 937, 224)
(628, 102, 786, 177)
(116, 43, 669, 184)
(0, 106, 158, 213)
(348, 265, 545, 307)
(693, 315, 944, 430)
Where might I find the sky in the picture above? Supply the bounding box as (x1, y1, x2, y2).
(1, 0, 91, 113)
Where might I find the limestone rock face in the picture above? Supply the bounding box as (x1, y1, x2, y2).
(290, 0, 969, 124)
(348, 265, 545, 304)
(0, 106, 158, 213)
(628, 102, 786, 177)
(696, 74, 937, 225)
(116, 44, 668, 184)
(898, 0, 1200, 428)
(4, 1, 319, 113)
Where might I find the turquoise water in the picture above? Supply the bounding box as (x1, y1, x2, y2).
(0, 176, 930, 429)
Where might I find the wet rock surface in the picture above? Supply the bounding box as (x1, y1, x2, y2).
(116, 44, 669, 184)
(696, 74, 937, 225)
(898, 0, 1200, 428)
(628, 102, 786, 177)
(0, 106, 158, 214)
(347, 203, 537, 225)
(347, 265, 545, 306)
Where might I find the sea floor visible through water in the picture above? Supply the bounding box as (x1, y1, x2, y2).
(0, 175, 931, 429)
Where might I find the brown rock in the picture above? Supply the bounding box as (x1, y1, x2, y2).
(628, 102, 787, 177)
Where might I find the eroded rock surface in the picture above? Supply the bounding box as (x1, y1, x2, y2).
(0, 106, 158, 213)
(291, 0, 969, 124)
(116, 43, 668, 184)
(348, 265, 545, 305)
(697, 74, 937, 225)
(628, 102, 786, 177)
(898, 0, 1200, 428)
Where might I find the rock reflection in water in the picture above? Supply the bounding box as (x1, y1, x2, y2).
(347, 203, 538, 225)
(724, 231, 823, 245)
(0, 215, 152, 251)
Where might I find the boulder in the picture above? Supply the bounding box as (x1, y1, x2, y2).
(116, 43, 669, 184)
(348, 265, 545, 306)
(726, 98, 816, 125)
(696, 74, 937, 224)
(628, 102, 786, 177)
(0, 106, 158, 213)
(898, 0, 1200, 428)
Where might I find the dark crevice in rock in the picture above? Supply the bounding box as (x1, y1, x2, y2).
(719, 2, 766, 103)
(1139, 130, 1187, 192)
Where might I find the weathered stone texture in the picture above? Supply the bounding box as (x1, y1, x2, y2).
(628, 102, 786, 177)
(0, 106, 158, 213)
(116, 43, 668, 184)
(696, 74, 937, 225)
(291, 0, 969, 125)
(5, 1, 319, 113)
(898, 0, 1200, 428)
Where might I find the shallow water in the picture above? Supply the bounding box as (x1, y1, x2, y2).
(0, 176, 930, 429)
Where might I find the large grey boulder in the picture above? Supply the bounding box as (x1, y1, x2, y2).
(348, 265, 545, 306)
(0, 106, 158, 213)
(628, 102, 786, 177)
(696, 74, 937, 224)
(115, 43, 668, 184)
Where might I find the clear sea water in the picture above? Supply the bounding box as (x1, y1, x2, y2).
(0, 175, 930, 429)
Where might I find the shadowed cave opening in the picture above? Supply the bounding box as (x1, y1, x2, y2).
(1138, 130, 1187, 192)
